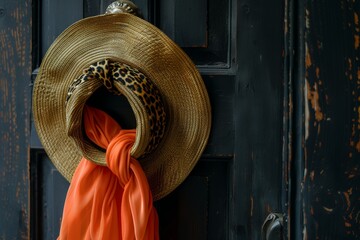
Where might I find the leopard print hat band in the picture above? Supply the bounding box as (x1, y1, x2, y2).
(65, 59, 167, 165)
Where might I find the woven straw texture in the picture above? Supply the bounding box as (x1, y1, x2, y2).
(32, 13, 211, 200)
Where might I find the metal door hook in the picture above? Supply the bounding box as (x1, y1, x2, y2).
(105, 0, 141, 17)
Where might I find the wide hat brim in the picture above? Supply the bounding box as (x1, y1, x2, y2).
(32, 13, 211, 200)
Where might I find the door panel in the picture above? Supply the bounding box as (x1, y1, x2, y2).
(156, 159, 230, 239)
(30, 0, 285, 239)
(41, 0, 83, 57)
(156, 0, 232, 70)
(31, 152, 69, 240)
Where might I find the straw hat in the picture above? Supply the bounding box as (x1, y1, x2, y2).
(32, 12, 211, 200)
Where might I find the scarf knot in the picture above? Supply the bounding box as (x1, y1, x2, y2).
(107, 130, 135, 187)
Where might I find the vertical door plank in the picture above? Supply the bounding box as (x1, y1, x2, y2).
(303, 0, 360, 239)
(234, 0, 286, 239)
(0, 0, 31, 239)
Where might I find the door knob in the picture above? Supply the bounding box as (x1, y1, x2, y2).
(105, 0, 141, 17)
(261, 213, 284, 240)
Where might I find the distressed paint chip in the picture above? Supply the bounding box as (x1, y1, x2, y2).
(305, 79, 310, 140)
(343, 190, 352, 211)
(310, 170, 315, 181)
(306, 81, 324, 122)
(323, 206, 334, 213)
(354, 12, 359, 26)
(348, 58, 353, 70)
(306, 43, 312, 68)
(305, 9, 310, 29)
(316, 67, 320, 79)
(354, 13, 360, 48)
(355, 35, 360, 49)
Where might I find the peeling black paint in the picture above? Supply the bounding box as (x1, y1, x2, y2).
(303, 0, 360, 239)
(0, 0, 31, 239)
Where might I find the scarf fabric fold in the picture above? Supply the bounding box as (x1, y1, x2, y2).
(58, 106, 159, 240)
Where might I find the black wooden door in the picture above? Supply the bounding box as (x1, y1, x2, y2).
(5, 0, 359, 240)
(27, 0, 286, 239)
(3, 0, 287, 239)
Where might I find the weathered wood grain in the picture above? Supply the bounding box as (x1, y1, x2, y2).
(234, 0, 286, 239)
(303, 0, 360, 239)
(0, 0, 31, 239)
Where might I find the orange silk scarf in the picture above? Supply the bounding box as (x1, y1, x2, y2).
(58, 106, 159, 240)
